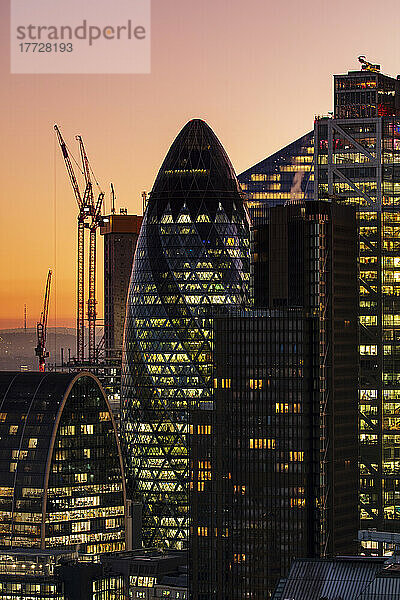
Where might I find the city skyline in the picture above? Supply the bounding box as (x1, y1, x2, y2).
(2, 0, 400, 327)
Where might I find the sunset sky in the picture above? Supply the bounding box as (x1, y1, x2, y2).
(1, 0, 400, 329)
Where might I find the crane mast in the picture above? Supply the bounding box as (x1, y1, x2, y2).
(55, 125, 90, 362)
(35, 270, 52, 372)
(55, 125, 104, 363)
(76, 134, 105, 361)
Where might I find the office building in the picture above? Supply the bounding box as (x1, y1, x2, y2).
(0, 547, 187, 600)
(190, 200, 358, 598)
(239, 60, 400, 536)
(0, 548, 71, 600)
(121, 119, 251, 549)
(100, 214, 143, 359)
(0, 371, 132, 555)
(99, 213, 143, 426)
(99, 548, 187, 600)
(314, 62, 400, 534)
(238, 132, 314, 220)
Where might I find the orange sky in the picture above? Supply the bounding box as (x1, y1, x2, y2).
(1, 0, 400, 329)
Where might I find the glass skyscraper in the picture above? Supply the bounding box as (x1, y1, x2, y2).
(239, 62, 400, 539)
(121, 119, 251, 549)
(238, 132, 314, 220)
(315, 65, 400, 537)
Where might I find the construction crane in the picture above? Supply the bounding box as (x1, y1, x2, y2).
(35, 270, 52, 372)
(76, 134, 105, 362)
(54, 125, 91, 361)
(55, 125, 104, 363)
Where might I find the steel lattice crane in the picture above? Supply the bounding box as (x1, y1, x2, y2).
(54, 125, 104, 362)
(76, 135, 105, 361)
(35, 270, 52, 372)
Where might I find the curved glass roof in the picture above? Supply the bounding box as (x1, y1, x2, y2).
(0, 372, 127, 553)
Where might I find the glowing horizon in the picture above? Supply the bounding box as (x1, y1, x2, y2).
(1, 0, 400, 328)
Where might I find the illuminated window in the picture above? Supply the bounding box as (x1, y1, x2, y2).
(105, 518, 118, 529)
(249, 438, 275, 449)
(28, 438, 38, 448)
(72, 520, 90, 532)
(0, 413, 6, 422)
(289, 451, 304, 461)
(197, 425, 211, 435)
(9, 425, 18, 435)
(249, 379, 263, 390)
(12, 450, 28, 459)
(75, 473, 88, 483)
(83, 449, 91, 458)
(60, 425, 75, 436)
(275, 403, 301, 413)
(99, 412, 111, 421)
(197, 526, 208, 536)
(359, 345, 378, 355)
(291, 498, 306, 507)
(81, 424, 94, 435)
(233, 553, 246, 563)
(360, 315, 378, 326)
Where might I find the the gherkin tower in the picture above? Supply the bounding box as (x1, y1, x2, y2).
(121, 119, 250, 549)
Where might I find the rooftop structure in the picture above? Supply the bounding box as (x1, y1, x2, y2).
(272, 555, 400, 600)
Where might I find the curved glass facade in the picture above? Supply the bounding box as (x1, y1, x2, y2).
(0, 372, 127, 555)
(122, 119, 251, 549)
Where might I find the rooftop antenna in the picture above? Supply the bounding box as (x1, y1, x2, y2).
(111, 183, 116, 214)
(358, 55, 380, 73)
(24, 304, 27, 331)
(142, 191, 147, 215)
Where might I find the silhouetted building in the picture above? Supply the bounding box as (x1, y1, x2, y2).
(122, 119, 251, 549)
(0, 371, 132, 555)
(190, 200, 359, 598)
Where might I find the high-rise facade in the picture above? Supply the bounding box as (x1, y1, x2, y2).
(121, 119, 251, 549)
(190, 201, 359, 599)
(314, 64, 400, 534)
(0, 371, 131, 554)
(99, 214, 143, 426)
(238, 132, 314, 216)
(238, 62, 400, 536)
(100, 214, 143, 358)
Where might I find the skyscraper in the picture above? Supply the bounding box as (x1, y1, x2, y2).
(238, 132, 314, 217)
(190, 200, 359, 599)
(314, 63, 400, 536)
(100, 214, 143, 358)
(121, 119, 251, 549)
(239, 61, 400, 538)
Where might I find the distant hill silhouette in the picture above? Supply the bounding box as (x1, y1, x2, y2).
(0, 328, 76, 371)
